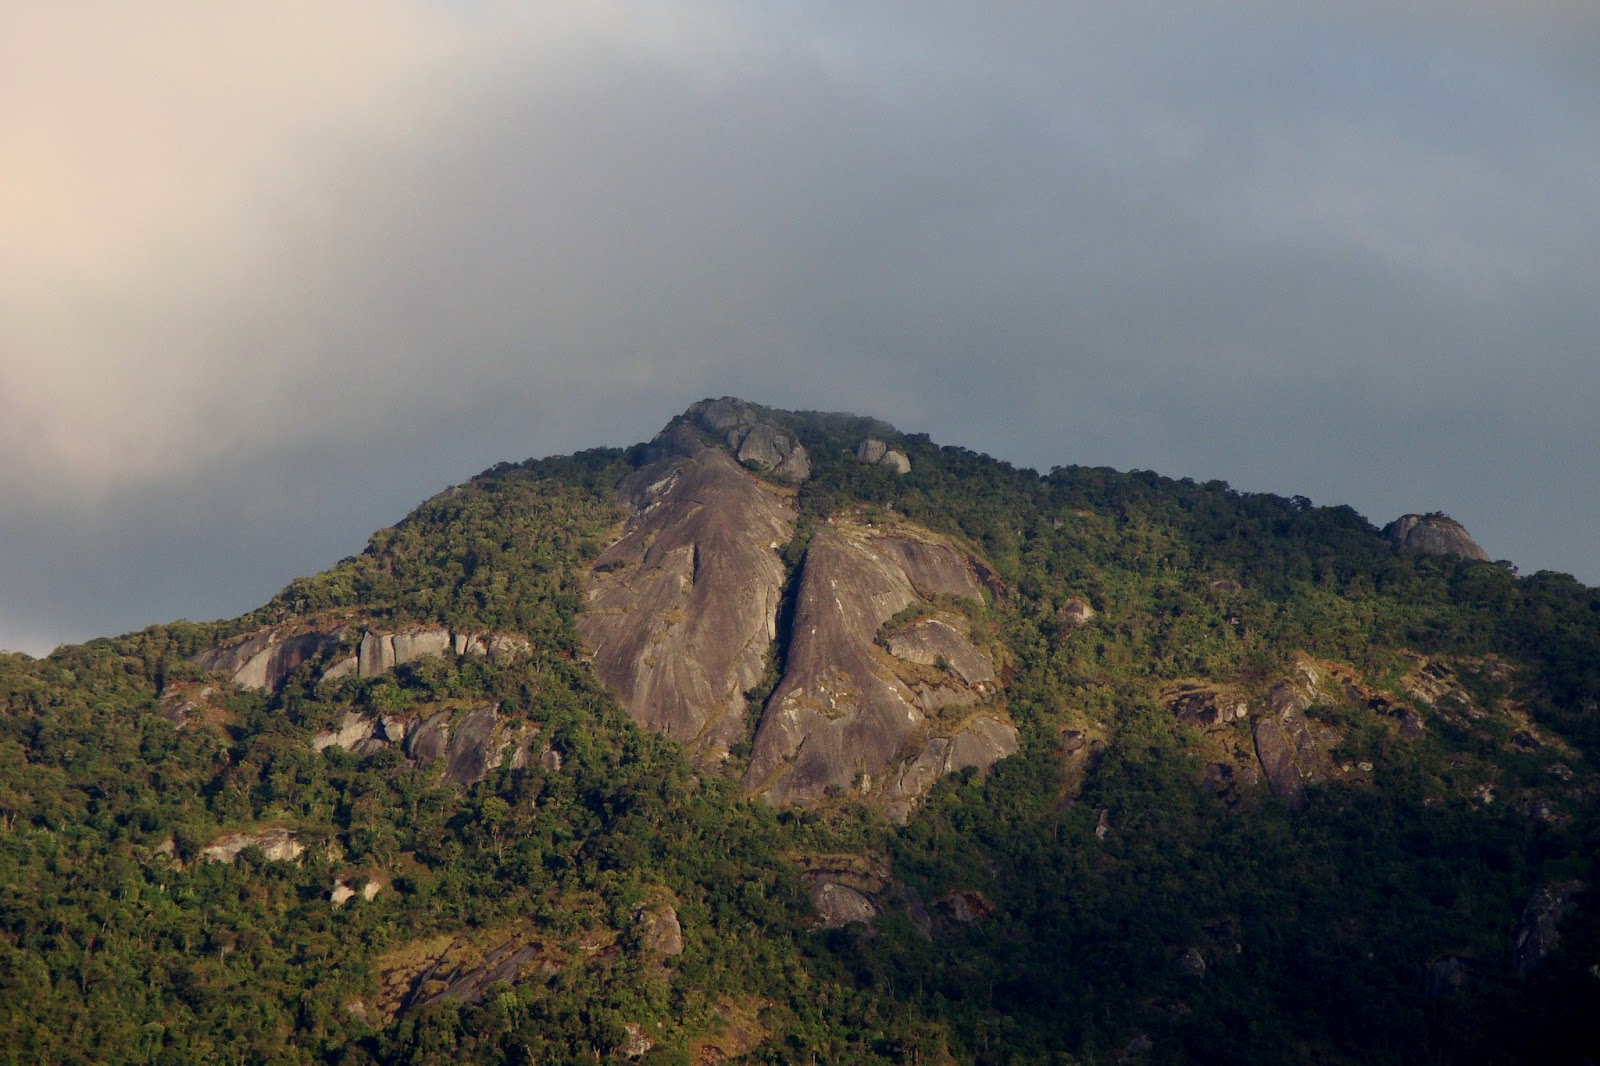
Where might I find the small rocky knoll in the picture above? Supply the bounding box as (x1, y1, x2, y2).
(192, 622, 531, 693)
(311, 703, 547, 786)
(1383, 513, 1490, 560)
(742, 515, 1017, 812)
(677, 396, 812, 482)
(577, 446, 796, 760)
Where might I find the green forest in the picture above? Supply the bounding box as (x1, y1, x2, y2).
(2, 405, 1596, 1064)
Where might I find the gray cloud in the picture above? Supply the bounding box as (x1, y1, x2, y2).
(3, 2, 1597, 653)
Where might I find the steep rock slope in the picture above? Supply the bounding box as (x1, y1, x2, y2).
(577, 447, 796, 759)
(743, 516, 1016, 812)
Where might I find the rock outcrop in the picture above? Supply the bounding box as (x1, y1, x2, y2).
(192, 627, 346, 692)
(201, 827, 303, 864)
(743, 517, 1016, 811)
(634, 897, 684, 960)
(578, 447, 796, 760)
(312, 703, 540, 787)
(1252, 670, 1336, 808)
(684, 397, 811, 482)
(194, 622, 531, 692)
(792, 853, 892, 929)
(1383, 513, 1490, 560)
(1057, 596, 1097, 627)
(856, 438, 910, 475)
(578, 401, 1015, 811)
(1513, 881, 1587, 976)
(811, 882, 880, 928)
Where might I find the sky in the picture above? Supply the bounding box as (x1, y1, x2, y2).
(3, 1, 1598, 655)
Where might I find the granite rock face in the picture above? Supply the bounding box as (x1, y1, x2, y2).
(743, 517, 1014, 810)
(684, 397, 811, 482)
(192, 627, 346, 692)
(194, 623, 531, 692)
(578, 448, 796, 760)
(1252, 669, 1336, 808)
(579, 401, 1017, 812)
(312, 703, 538, 787)
(1383, 513, 1490, 560)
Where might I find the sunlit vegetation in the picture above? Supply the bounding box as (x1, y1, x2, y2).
(1, 413, 1595, 1062)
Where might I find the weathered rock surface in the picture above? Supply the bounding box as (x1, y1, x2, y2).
(743, 518, 1014, 810)
(1513, 880, 1587, 976)
(683, 397, 811, 482)
(1424, 955, 1470, 998)
(201, 827, 303, 864)
(1164, 683, 1248, 730)
(388, 932, 559, 1016)
(856, 438, 910, 475)
(192, 627, 346, 692)
(314, 703, 537, 787)
(810, 882, 880, 928)
(578, 448, 795, 759)
(194, 622, 531, 692)
(884, 717, 1019, 823)
(635, 899, 684, 959)
(1384, 513, 1490, 560)
(1251, 663, 1337, 808)
(1057, 596, 1097, 627)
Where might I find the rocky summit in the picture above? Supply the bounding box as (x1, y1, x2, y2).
(1383, 512, 1491, 560)
(2, 397, 1597, 1064)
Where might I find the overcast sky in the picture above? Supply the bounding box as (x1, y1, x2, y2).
(3, 1, 1598, 655)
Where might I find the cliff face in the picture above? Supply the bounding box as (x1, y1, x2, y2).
(575, 402, 1017, 811)
(1384, 513, 1490, 560)
(742, 517, 1015, 815)
(577, 447, 796, 760)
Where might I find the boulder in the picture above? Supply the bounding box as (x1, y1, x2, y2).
(1423, 955, 1470, 998)
(400, 704, 508, 786)
(1253, 716, 1305, 807)
(1057, 596, 1097, 627)
(810, 882, 879, 928)
(1174, 947, 1207, 979)
(1383, 513, 1490, 560)
(855, 437, 910, 475)
(682, 397, 810, 482)
(856, 438, 889, 464)
(635, 900, 684, 958)
(312, 711, 378, 752)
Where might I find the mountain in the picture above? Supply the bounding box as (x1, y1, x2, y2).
(1, 398, 1597, 1064)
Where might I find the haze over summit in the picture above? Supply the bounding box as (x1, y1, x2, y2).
(3, 1, 1598, 655)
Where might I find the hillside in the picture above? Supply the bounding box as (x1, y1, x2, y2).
(1, 398, 1597, 1064)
